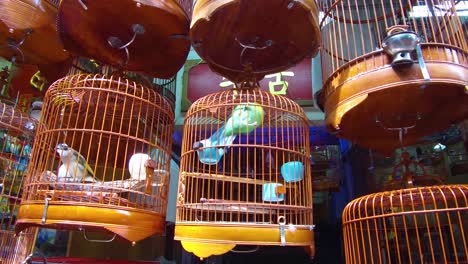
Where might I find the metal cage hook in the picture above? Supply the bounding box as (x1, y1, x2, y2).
(107, 24, 145, 67)
(21, 251, 47, 264)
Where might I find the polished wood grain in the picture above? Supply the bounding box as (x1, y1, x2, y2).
(0, 1, 69, 65)
(57, 0, 190, 78)
(190, 0, 321, 83)
(16, 203, 165, 243)
(317, 45, 468, 154)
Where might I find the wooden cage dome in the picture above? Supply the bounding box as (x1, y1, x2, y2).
(383, 150, 445, 191)
(343, 185, 468, 264)
(175, 87, 314, 259)
(16, 74, 174, 244)
(0, 102, 36, 264)
(190, 0, 321, 82)
(317, 0, 468, 154)
(57, 0, 193, 78)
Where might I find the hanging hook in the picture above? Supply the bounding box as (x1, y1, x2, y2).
(79, 227, 117, 243)
(77, 0, 88, 10)
(107, 24, 145, 67)
(21, 251, 47, 264)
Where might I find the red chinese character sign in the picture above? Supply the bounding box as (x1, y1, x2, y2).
(181, 59, 313, 112)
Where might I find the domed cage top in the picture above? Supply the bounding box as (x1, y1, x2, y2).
(16, 74, 174, 243)
(0, 102, 36, 264)
(175, 88, 314, 259)
(343, 185, 468, 264)
(317, 0, 468, 153)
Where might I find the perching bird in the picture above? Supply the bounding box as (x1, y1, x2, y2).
(55, 143, 96, 183)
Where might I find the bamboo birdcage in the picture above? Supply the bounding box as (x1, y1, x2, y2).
(317, 0, 468, 154)
(175, 87, 314, 259)
(0, 102, 36, 264)
(15, 74, 174, 243)
(343, 185, 468, 264)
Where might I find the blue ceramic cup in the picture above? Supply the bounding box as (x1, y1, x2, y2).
(281, 161, 304, 183)
(262, 183, 285, 202)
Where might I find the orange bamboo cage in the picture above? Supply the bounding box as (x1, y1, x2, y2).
(342, 185, 468, 264)
(15, 74, 175, 244)
(175, 87, 314, 259)
(0, 102, 36, 264)
(317, 0, 468, 154)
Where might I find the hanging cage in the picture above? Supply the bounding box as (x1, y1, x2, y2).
(0, 0, 69, 65)
(175, 87, 314, 259)
(383, 150, 445, 191)
(57, 0, 193, 79)
(15, 74, 174, 244)
(317, 0, 468, 153)
(342, 185, 468, 264)
(190, 0, 321, 82)
(68, 57, 178, 111)
(0, 102, 36, 264)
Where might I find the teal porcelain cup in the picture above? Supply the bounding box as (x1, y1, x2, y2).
(262, 183, 284, 202)
(281, 161, 304, 183)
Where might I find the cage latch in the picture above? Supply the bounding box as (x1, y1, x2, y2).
(416, 44, 430, 81)
(278, 216, 286, 246)
(41, 198, 51, 224)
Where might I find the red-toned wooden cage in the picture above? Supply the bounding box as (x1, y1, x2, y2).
(0, 0, 69, 65)
(0, 102, 36, 264)
(317, 0, 468, 153)
(190, 0, 321, 83)
(57, 0, 193, 78)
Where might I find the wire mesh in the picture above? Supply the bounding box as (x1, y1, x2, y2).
(18, 74, 174, 242)
(343, 185, 468, 264)
(176, 87, 314, 253)
(319, 0, 467, 80)
(0, 102, 36, 264)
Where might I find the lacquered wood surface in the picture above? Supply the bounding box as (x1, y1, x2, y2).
(190, 0, 320, 82)
(0, 1, 69, 65)
(318, 45, 468, 154)
(57, 0, 190, 78)
(16, 203, 166, 243)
